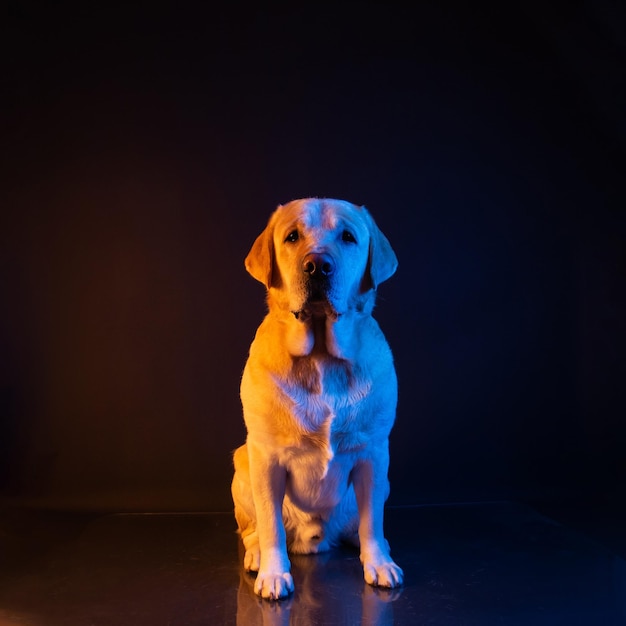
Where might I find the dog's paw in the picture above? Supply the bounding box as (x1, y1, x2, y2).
(362, 557, 404, 589)
(244, 546, 261, 572)
(254, 571, 294, 600)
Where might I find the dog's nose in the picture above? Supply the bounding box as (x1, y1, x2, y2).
(302, 253, 334, 278)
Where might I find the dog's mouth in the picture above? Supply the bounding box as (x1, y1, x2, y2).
(307, 283, 329, 304)
(291, 285, 339, 321)
(292, 304, 339, 322)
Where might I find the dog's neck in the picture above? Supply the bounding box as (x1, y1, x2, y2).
(266, 288, 376, 360)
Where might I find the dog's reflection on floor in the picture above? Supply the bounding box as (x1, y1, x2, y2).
(236, 543, 402, 625)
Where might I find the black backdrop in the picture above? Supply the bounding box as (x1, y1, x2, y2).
(2, 2, 624, 512)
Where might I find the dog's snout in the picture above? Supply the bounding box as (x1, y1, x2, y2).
(302, 253, 334, 278)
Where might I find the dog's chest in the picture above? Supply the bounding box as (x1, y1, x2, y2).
(276, 356, 372, 452)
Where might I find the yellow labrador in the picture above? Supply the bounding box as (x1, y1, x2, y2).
(231, 198, 403, 599)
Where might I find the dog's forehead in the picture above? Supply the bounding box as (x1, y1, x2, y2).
(276, 198, 368, 235)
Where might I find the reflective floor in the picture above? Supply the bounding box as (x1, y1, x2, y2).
(0, 502, 625, 625)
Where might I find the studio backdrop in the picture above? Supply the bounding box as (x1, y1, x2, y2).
(1, 2, 624, 512)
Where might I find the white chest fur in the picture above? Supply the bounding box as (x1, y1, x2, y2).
(273, 355, 373, 456)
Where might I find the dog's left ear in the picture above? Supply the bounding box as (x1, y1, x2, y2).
(362, 207, 398, 290)
(245, 221, 275, 288)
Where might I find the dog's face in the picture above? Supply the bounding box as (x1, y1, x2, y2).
(246, 198, 397, 320)
(272, 199, 371, 318)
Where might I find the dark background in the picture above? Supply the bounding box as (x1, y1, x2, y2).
(1, 1, 624, 514)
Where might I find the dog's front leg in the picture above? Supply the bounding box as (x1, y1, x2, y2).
(352, 450, 404, 589)
(247, 440, 294, 599)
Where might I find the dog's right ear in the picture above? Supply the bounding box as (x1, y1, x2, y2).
(245, 222, 275, 288)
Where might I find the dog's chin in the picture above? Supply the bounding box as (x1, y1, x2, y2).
(291, 297, 339, 322)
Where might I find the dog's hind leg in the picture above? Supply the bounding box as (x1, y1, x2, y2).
(240, 528, 261, 572)
(325, 484, 360, 549)
(286, 510, 330, 554)
(231, 444, 261, 571)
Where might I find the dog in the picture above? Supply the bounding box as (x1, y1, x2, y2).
(231, 198, 403, 599)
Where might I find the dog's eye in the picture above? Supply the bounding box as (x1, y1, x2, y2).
(341, 230, 357, 244)
(285, 230, 299, 243)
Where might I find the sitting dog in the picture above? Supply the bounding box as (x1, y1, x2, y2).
(231, 198, 403, 599)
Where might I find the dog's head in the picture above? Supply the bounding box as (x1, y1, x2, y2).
(245, 198, 397, 320)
